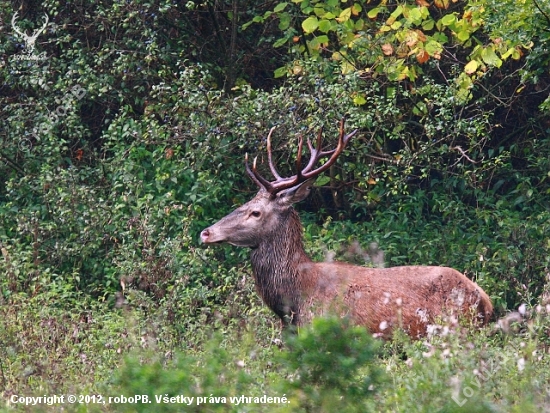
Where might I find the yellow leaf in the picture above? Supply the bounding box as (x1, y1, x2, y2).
(397, 66, 409, 80)
(340, 61, 355, 75)
(405, 30, 418, 47)
(464, 60, 478, 74)
(390, 21, 402, 30)
(336, 8, 352, 23)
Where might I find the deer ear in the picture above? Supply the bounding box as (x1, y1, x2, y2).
(276, 178, 316, 206)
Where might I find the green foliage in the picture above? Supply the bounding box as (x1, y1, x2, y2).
(109, 316, 384, 413)
(0, 293, 133, 399)
(111, 340, 263, 413)
(4, 296, 550, 412)
(278, 317, 384, 412)
(1, 0, 548, 310)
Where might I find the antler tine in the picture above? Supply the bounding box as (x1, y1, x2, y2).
(302, 127, 325, 174)
(300, 117, 357, 181)
(301, 119, 357, 175)
(245, 153, 272, 192)
(11, 12, 25, 37)
(295, 134, 305, 183)
(38, 14, 49, 34)
(266, 126, 282, 180)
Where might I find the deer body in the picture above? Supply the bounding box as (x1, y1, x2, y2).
(200, 120, 493, 337)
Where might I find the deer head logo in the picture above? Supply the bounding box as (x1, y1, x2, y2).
(11, 12, 49, 55)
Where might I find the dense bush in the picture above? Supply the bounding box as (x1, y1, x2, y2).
(110, 317, 384, 413)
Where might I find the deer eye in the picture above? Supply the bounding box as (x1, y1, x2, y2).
(250, 211, 261, 218)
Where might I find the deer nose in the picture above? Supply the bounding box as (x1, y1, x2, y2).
(200, 229, 210, 244)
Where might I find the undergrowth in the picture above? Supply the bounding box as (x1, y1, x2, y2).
(2, 287, 550, 412)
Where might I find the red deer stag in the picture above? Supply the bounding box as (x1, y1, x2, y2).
(200, 119, 493, 338)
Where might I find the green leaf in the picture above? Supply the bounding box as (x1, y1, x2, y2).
(314, 7, 326, 17)
(336, 8, 352, 23)
(273, 2, 288, 12)
(481, 46, 502, 67)
(279, 12, 291, 30)
(319, 19, 333, 33)
(302, 16, 320, 33)
(309, 35, 330, 50)
(353, 94, 367, 106)
(367, 7, 381, 19)
(316, 175, 331, 186)
(412, 101, 428, 116)
(425, 39, 443, 56)
(316, 35, 329, 44)
(273, 36, 289, 48)
(422, 19, 434, 30)
(274, 66, 288, 78)
(241, 21, 254, 30)
(457, 30, 470, 42)
(408, 8, 422, 24)
(440, 14, 456, 26)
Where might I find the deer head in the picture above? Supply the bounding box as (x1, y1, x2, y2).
(200, 118, 357, 247)
(11, 12, 49, 55)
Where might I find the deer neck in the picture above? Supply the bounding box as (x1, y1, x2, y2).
(249, 209, 315, 324)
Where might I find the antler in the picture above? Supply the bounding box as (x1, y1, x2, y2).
(11, 12, 26, 39)
(36, 14, 49, 38)
(245, 118, 358, 194)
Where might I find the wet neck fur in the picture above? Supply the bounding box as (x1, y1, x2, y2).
(249, 208, 314, 322)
